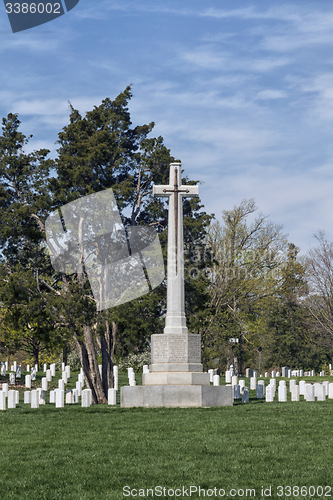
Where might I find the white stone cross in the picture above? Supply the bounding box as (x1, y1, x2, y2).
(153, 162, 198, 334)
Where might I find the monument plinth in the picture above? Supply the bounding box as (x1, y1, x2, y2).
(121, 163, 233, 407)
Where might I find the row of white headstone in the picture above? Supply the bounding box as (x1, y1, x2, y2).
(1, 361, 71, 384)
(229, 365, 332, 379)
(265, 379, 333, 402)
(0, 365, 119, 410)
(227, 377, 333, 403)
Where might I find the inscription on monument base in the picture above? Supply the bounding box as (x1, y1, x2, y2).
(152, 334, 201, 364)
(169, 335, 187, 362)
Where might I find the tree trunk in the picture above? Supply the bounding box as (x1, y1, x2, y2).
(32, 343, 39, 368)
(101, 320, 114, 397)
(74, 326, 107, 404)
(62, 345, 68, 366)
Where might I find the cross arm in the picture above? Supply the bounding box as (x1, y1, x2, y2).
(180, 185, 199, 198)
(153, 184, 172, 197)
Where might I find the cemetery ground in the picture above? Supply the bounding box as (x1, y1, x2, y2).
(0, 372, 332, 500)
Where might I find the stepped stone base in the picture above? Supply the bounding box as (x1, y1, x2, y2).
(120, 385, 233, 408)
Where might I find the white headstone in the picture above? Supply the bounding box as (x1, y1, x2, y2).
(66, 390, 73, 404)
(50, 363, 56, 377)
(2, 383, 8, 397)
(81, 388, 92, 407)
(31, 367, 37, 381)
(265, 385, 274, 402)
(225, 370, 231, 383)
(25, 374, 31, 389)
(31, 389, 39, 408)
(1, 363, 6, 376)
(305, 384, 315, 401)
(61, 362, 65, 372)
(62, 371, 68, 384)
(16, 365, 21, 378)
(289, 379, 296, 392)
(276, 371, 281, 378)
(329, 383, 333, 399)
(0, 391, 6, 410)
(129, 373, 136, 386)
(269, 378, 276, 392)
(24, 391, 31, 404)
(113, 376, 118, 391)
(278, 385, 287, 402)
(250, 376, 256, 390)
(42, 377, 48, 391)
(46, 369, 52, 382)
(271, 370, 276, 378)
(264, 372, 269, 378)
(108, 388, 117, 405)
(316, 384, 326, 401)
(26, 364, 30, 372)
(322, 381, 329, 396)
(13, 361, 17, 371)
(56, 389, 64, 408)
(65, 365, 71, 378)
(213, 374, 220, 386)
(291, 384, 299, 401)
(113, 365, 118, 377)
(299, 380, 306, 395)
(8, 390, 16, 408)
(231, 375, 238, 386)
(9, 373, 15, 385)
(76, 381, 82, 396)
(43, 363, 47, 372)
(314, 382, 321, 398)
(58, 379, 65, 391)
(49, 390, 55, 403)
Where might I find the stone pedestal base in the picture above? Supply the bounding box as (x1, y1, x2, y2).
(120, 385, 233, 408)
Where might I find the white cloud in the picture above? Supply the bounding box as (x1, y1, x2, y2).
(255, 90, 287, 100)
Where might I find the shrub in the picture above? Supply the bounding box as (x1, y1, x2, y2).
(116, 351, 150, 372)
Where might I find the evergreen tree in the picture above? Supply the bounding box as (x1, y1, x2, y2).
(0, 87, 212, 402)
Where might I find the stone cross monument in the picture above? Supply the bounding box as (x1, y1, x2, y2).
(121, 163, 233, 407)
(153, 162, 197, 334)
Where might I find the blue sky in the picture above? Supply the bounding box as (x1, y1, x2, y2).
(1, 0, 333, 254)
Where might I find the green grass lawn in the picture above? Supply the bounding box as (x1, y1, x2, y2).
(0, 373, 332, 500)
